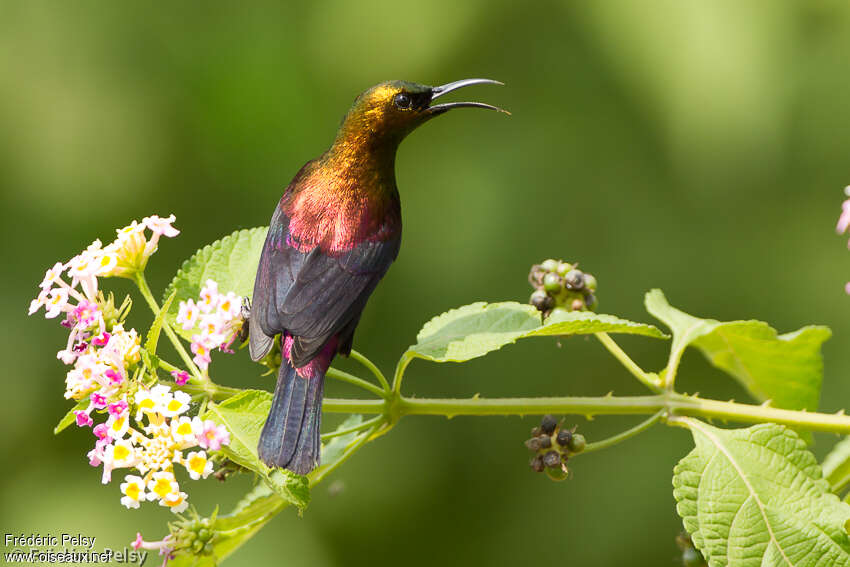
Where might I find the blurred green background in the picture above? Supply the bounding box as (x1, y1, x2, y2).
(4, 1, 850, 565)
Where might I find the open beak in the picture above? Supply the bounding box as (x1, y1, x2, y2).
(428, 78, 509, 115)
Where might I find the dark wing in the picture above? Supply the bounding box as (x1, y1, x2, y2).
(250, 204, 399, 366)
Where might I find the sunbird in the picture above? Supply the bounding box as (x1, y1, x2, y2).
(249, 79, 506, 474)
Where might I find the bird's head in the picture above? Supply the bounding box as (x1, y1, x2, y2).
(333, 79, 507, 153)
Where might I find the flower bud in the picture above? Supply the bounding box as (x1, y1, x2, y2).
(540, 415, 558, 435)
(568, 433, 586, 454)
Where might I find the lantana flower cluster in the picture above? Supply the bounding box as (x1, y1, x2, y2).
(176, 279, 244, 371)
(28, 214, 232, 518)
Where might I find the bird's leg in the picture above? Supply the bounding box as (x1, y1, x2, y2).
(239, 297, 251, 343)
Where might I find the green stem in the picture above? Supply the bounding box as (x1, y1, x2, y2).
(322, 393, 850, 435)
(391, 351, 414, 394)
(594, 332, 662, 392)
(312, 424, 382, 484)
(320, 416, 384, 441)
(326, 368, 387, 399)
(349, 350, 391, 393)
(133, 272, 205, 384)
(582, 411, 664, 453)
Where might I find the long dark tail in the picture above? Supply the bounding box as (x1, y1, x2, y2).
(258, 360, 325, 475)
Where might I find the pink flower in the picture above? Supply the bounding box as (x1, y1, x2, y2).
(90, 392, 108, 410)
(132, 533, 144, 551)
(45, 288, 69, 319)
(131, 533, 174, 567)
(190, 336, 212, 371)
(105, 369, 124, 385)
(92, 332, 111, 347)
(93, 423, 109, 440)
(171, 370, 190, 386)
(108, 400, 129, 418)
(73, 300, 101, 329)
(75, 410, 94, 427)
(192, 418, 230, 451)
(143, 214, 180, 238)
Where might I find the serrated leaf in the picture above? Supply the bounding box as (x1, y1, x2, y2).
(673, 419, 850, 567)
(262, 469, 310, 513)
(145, 288, 176, 355)
(824, 438, 850, 494)
(408, 301, 666, 363)
(54, 399, 89, 434)
(646, 289, 830, 411)
(163, 227, 267, 340)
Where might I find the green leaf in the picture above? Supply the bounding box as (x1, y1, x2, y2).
(646, 289, 830, 411)
(145, 288, 176, 355)
(673, 419, 850, 567)
(407, 301, 666, 363)
(824, 437, 850, 494)
(169, 414, 370, 566)
(201, 389, 310, 512)
(54, 399, 89, 434)
(163, 227, 267, 340)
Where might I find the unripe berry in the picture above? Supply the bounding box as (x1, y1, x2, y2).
(583, 273, 597, 292)
(541, 259, 559, 272)
(584, 293, 597, 309)
(540, 415, 558, 435)
(564, 269, 585, 290)
(542, 273, 562, 294)
(542, 450, 561, 468)
(530, 455, 545, 472)
(556, 262, 573, 275)
(568, 433, 586, 453)
(570, 298, 584, 312)
(530, 290, 554, 312)
(556, 428, 573, 447)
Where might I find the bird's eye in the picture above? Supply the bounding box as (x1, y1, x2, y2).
(393, 93, 412, 110)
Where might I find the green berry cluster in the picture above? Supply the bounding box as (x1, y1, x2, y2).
(528, 259, 598, 315)
(525, 415, 586, 481)
(170, 513, 217, 557)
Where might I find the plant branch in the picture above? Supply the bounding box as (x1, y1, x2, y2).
(582, 410, 664, 453)
(594, 332, 662, 392)
(320, 416, 384, 441)
(326, 368, 387, 399)
(349, 350, 391, 393)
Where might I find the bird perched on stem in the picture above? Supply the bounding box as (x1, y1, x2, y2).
(248, 79, 507, 474)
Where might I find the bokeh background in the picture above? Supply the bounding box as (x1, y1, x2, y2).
(4, 1, 850, 565)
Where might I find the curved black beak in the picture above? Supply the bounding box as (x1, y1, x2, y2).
(428, 78, 509, 116)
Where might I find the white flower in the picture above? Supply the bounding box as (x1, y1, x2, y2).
(44, 288, 69, 319)
(143, 214, 180, 238)
(170, 416, 196, 445)
(176, 299, 200, 331)
(119, 475, 146, 509)
(105, 412, 130, 440)
(160, 390, 191, 418)
(183, 450, 213, 480)
(146, 471, 179, 502)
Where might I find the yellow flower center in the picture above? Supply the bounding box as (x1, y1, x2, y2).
(189, 455, 206, 474)
(111, 417, 126, 432)
(176, 422, 192, 436)
(153, 478, 171, 498)
(139, 398, 155, 412)
(114, 444, 130, 461)
(167, 399, 182, 412)
(125, 482, 140, 501)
